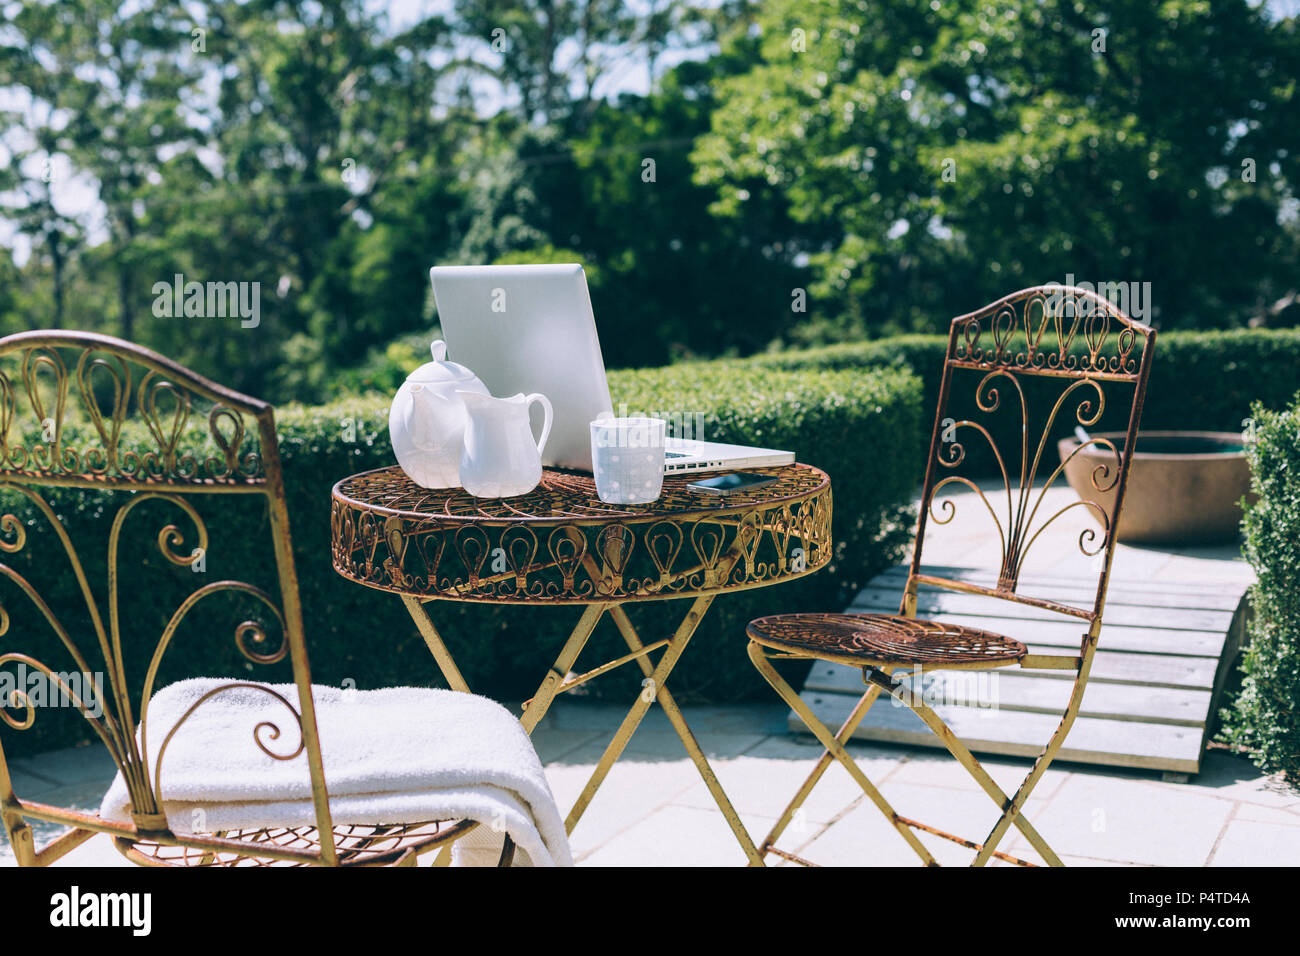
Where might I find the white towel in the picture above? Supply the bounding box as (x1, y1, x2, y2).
(99, 678, 572, 867)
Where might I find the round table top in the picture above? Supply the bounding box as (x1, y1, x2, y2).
(330, 463, 829, 526)
(330, 463, 832, 605)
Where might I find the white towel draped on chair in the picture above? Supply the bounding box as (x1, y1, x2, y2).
(99, 678, 572, 867)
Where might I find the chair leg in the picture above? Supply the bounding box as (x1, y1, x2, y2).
(758, 666, 890, 854)
(497, 835, 516, 867)
(431, 844, 454, 867)
(968, 654, 1096, 867)
(864, 667, 1063, 867)
(2, 815, 36, 867)
(747, 642, 937, 866)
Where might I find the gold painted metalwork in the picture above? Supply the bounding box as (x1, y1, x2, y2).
(331, 464, 832, 604)
(116, 820, 476, 868)
(0, 331, 489, 867)
(747, 612, 1028, 670)
(746, 285, 1156, 867)
(330, 461, 833, 866)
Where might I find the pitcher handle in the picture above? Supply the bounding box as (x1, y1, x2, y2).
(525, 393, 553, 457)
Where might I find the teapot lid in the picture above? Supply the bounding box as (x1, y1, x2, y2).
(406, 340, 480, 384)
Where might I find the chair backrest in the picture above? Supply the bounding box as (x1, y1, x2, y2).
(0, 331, 337, 860)
(905, 286, 1156, 630)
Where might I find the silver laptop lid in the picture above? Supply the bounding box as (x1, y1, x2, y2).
(430, 263, 613, 471)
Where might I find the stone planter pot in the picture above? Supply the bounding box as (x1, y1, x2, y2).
(1056, 430, 1253, 544)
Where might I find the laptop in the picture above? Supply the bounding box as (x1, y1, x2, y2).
(429, 263, 795, 474)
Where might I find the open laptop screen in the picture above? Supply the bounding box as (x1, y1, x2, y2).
(431, 264, 614, 471)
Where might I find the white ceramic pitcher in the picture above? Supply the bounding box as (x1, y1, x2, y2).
(457, 391, 553, 498)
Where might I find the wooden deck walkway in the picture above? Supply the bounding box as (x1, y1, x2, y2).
(790, 564, 1251, 775)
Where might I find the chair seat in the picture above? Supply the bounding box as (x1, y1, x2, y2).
(114, 819, 478, 867)
(97, 678, 570, 867)
(747, 612, 1027, 670)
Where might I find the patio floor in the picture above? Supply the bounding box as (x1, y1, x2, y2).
(2, 695, 1298, 867)
(3, 478, 1297, 867)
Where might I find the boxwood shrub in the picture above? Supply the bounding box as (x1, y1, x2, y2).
(0, 364, 923, 757)
(747, 329, 1300, 474)
(1219, 396, 1300, 783)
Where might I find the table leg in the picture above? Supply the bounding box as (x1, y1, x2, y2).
(562, 596, 712, 832)
(518, 602, 607, 733)
(607, 604, 765, 866)
(400, 592, 759, 865)
(402, 595, 471, 693)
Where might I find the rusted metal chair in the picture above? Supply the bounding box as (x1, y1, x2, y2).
(747, 286, 1156, 866)
(0, 331, 514, 866)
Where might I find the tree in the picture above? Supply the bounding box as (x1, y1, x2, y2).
(452, 0, 645, 125)
(1, 0, 201, 337)
(0, 99, 82, 328)
(533, 63, 806, 365)
(165, 0, 468, 396)
(694, 0, 1300, 338)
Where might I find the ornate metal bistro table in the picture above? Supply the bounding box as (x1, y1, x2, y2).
(330, 463, 831, 865)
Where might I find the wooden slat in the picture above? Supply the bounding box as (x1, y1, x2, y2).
(850, 587, 1235, 632)
(800, 644, 1215, 692)
(1037, 648, 1214, 688)
(786, 563, 1252, 775)
(839, 608, 1226, 659)
(802, 662, 1211, 726)
(874, 565, 1248, 610)
(792, 690, 1204, 774)
(876, 563, 1250, 596)
(880, 563, 1247, 590)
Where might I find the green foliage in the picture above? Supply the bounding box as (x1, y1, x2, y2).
(543, 68, 808, 367)
(1221, 395, 1300, 783)
(0, 363, 922, 757)
(0, 0, 203, 338)
(695, 0, 1300, 339)
(5, 1, 1298, 402)
(287, 365, 925, 708)
(747, 336, 954, 417)
(1139, 330, 1300, 435)
(328, 331, 439, 397)
(608, 361, 925, 600)
(747, 329, 1300, 472)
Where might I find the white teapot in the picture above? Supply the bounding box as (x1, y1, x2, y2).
(388, 340, 490, 488)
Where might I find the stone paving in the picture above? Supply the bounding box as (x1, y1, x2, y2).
(2, 696, 1298, 867)
(3, 478, 1297, 867)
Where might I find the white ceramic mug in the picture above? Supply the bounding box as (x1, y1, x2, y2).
(590, 417, 666, 504)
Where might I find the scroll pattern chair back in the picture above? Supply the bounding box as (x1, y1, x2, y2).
(0, 331, 339, 864)
(742, 287, 1158, 867)
(905, 286, 1156, 631)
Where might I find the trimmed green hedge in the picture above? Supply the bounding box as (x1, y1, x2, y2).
(1220, 395, 1300, 784)
(746, 329, 1300, 472)
(0, 364, 923, 757)
(14, 323, 1295, 759)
